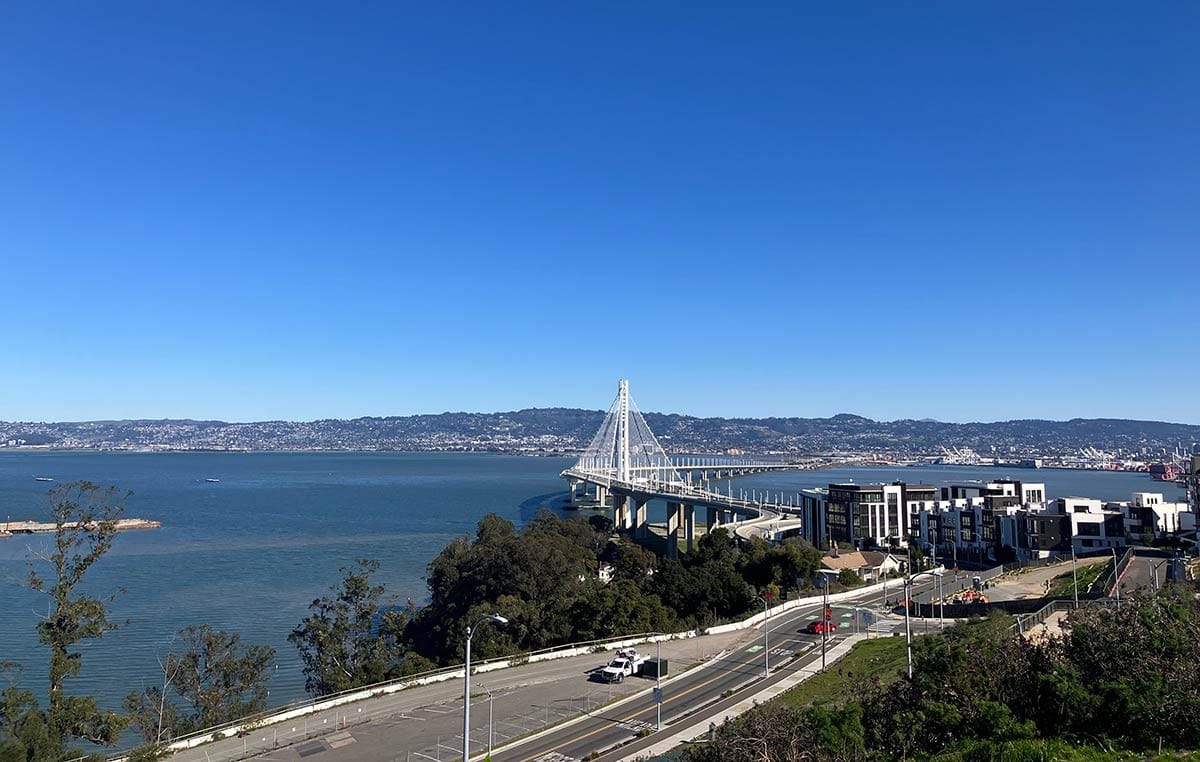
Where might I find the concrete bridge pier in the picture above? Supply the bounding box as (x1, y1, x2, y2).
(684, 504, 695, 552)
(596, 485, 608, 507)
(707, 506, 719, 530)
(613, 493, 630, 530)
(633, 497, 648, 538)
(664, 502, 697, 557)
(567, 479, 579, 505)
(666, 502, 682, 559)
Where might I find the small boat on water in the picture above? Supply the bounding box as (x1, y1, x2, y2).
(34, 476, 54, 482)
(205, 478, 221, 483)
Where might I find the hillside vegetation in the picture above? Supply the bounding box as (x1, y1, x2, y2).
(685, 592, 1200, 761)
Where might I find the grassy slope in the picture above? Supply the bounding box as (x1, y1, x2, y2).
(777, 635, 907, 709)
(1047, 560, 1112, 597)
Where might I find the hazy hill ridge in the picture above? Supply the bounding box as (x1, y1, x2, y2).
(2, 409, 1197, 456)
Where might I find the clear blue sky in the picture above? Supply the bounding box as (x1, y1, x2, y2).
(2, 2, 1197, 424)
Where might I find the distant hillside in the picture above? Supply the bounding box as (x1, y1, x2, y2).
(1, 409, 1198, 456)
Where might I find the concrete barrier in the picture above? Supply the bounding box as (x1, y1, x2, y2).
(137, 566, 958, 758)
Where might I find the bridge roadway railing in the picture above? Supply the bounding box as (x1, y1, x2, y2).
(562, 468, 790, 519)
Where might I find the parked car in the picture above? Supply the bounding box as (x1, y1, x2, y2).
(805, 620, 837, 634)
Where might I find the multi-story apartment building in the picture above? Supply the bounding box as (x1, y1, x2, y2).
(785, 478, 1192, 563)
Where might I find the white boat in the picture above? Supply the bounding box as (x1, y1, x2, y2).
(205, 478, 221, 483)
(34, 476, 54, 482)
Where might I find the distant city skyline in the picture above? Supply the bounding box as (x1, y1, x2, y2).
(2, 3, 1196, 424)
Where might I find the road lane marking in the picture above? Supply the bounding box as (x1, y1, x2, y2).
(512, 639, 836, 761)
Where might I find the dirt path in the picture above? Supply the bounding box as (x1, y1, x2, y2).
(983, 557, 1108, 602)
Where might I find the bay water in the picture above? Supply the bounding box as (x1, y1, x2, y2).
(0, 452, 1182, 719)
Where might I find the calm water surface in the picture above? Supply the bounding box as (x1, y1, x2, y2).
(0, 452, 572, 715)
(0, 453, 1183, 718)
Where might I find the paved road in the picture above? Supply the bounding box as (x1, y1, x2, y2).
(1116, 547, 1176, 596)
(491, 604, 847, 762)
(484, 581, 942, 762)
(164, 577, 947, 762)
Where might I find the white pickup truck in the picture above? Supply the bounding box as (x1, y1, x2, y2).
(599, 648, 645, 683)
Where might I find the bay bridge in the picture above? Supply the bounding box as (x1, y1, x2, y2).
(562, 380, 809, 554)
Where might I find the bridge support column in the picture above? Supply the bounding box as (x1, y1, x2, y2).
(707, 506, 719, 530)
(684, 504, 695, 553)
(666, 502, 683, 559)
(596, 485, 608, 507)
(633, 498, 648, 538)
(613, 493, 630, 530)
(567, 479, 579, 506)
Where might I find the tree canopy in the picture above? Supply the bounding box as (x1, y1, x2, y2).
(687, 587, 1200, 761)
(124, 625, 276, 744)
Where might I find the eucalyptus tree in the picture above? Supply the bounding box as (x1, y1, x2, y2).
(25, 482, 132, 755)
(125, 625, 275, 743)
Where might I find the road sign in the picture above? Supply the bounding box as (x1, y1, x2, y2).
(653, 687, 663, 704)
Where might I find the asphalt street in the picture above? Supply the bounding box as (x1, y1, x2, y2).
(165, 577, 946, 762)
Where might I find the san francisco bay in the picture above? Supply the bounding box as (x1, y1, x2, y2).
(0, 451, 1182, 720)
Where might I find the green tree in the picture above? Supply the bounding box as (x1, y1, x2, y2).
(407, 513, 604, 662)
(681, 701, 867, 762)
(1055, 590, 1200, 748)
(837, 569, 860, 587)
(289, 559, 408, 696)
(0, 663, 56, 762)
(606, 539, 657, 581)
(125, 625, 275, 743)
(26, 482, 132, 753)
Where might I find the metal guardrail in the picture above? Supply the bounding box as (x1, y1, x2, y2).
(1009, 595, 1118, 634)
(1101, 548, 1134, 595)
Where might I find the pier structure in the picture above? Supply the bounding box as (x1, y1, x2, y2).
(0, 517, 161, 536)
(562, 380, 806, 555)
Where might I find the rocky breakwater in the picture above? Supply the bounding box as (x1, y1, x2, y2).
(1, 517, 162, 535)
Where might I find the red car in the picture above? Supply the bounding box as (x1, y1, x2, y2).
(806, 620, 837, 634)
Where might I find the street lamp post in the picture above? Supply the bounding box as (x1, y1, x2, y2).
(820, 578, 830, 671)
(752, 595, 769, 677)
(903, 569, 943, 680)
(655, 638, 662, 731)
(1112, 547, 1121, 609)
(1071, 545, 1079, 608)
(464, 614, 507, 762)
(477, 683, 494, 757)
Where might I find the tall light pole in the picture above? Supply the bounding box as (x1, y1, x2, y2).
(820, 577, 830, 672)
(1071, 545, 1079, 608)
(752, 595, 769, 677)
(904, 569, 943, 679)
(464, 614, 507, 762)
(1112, 547, 1121, 609)
(655, 638, 662, 731)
